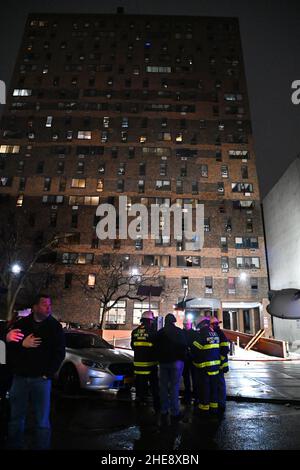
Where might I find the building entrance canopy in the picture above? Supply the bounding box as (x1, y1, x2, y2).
(175, 297, 221, 310)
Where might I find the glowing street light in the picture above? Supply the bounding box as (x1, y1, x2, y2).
(240, 272, 247, 281)
(11, 263, 22, 275)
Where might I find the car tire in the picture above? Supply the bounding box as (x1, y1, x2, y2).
(59, 363, 80, 394)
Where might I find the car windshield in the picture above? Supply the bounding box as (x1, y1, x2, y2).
(65, 333, 112, 349)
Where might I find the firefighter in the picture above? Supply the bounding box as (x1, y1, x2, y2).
(131, 310, 160, 412)
(210, 316, 230, 413)
(190, 316, 220, 415)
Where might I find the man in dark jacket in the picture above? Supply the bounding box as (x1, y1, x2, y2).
(210, 316, 230, 412)
(156, 313, 187, 421)
(182, 318, 197, 405)
(6, 294, 65, 449)
(131, 310, 160, 412)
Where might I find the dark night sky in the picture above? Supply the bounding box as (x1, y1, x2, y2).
(1, 0, 300, 198)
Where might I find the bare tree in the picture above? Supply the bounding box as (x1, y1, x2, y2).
(0, 210, 60, 320)
(76, 255, 164, 330)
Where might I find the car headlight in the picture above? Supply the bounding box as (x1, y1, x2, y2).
(81, 359, 106, 370)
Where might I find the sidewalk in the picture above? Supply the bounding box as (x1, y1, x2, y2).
(227, 348, 300, 403)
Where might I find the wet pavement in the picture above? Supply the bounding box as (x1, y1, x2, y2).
(49, 359, 300, 450)
(227, 360, 300, 402)
(51, 390, 300, 450)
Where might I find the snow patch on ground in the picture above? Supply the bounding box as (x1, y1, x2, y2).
(230, 346, 300, 361)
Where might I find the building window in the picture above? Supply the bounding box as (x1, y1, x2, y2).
(241, 165, 248, 179)
(156, 180, 171, 191)
(0, 145, 20, 154)
(128, 147, 135, 159)
(118, 163, 126, 175)
(236, 257, 260, 269)
(87, 274, 96, 288)
(225, 218, 232, 232)
(13, 89, 32, 96)
(217, 182, 224, 194)
(235, 237, 243, 249)
(221, 256, 229, 273)
(104, 301, 126, 325)
(97, 179, 104, 192)
(98, 163, 105, 174)
(176, 179, 183, 194)
(181, 277, 189, 289)
(43, 177, 51, 191)
(77, 161, 84, 174)
(103, 116, 110, 128)
(192, 181, 198, 194)
(200, 164, 208, 177)
(205, 277, 213, 294)
(135, 238, 143, 250)
(175, 133, 183, 143)
(250, 277, 258, 291)
(69, 196, 99, 206)
(77, 130, 92, 140)
(50, 209, 57, 227)
(146, 66, 172, 73)
(232, 182, 253, 193)
(138, 180, 145, 193)
(229, 150, 249, 160)
(246, 218, 253, 232)
(159, 132, 171, 141)
(204, 218, 210, 232)
(220, 236, 228, 251)
(133, 301, 159, 325)
(139, 135, 147, 144)
(221, 165, 228, 178)
(139, 162, 146, 176)
(117, 179, 124, 192)
(160, 162, 167, 176)
(71, 178, 86, 188)
(177, 256, 201, 267)
(228, 277, 236, 294)
(16, 194, 24, 207)
(46, 116, 53, 128)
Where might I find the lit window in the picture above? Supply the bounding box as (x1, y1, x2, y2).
(0, 145, 20, 154)
(88, 274, 96, 288)
(139, 135, 147, 143)
(97, 179, 104, 192)
(16, 194, 24, 207)
(176, 133, 183, 143)
(77, 131, 91, 140)
(71, 178, 86, 188)
(46, 116, 53, 127)
(13, 89, 32, 96)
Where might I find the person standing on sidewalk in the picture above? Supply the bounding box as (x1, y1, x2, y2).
(182, 318, 197, 406)
(156, 313, 187, 422)
(131, 311, 160, 412)
(210, 317, 230, 413)
(6, 294, 65, 449)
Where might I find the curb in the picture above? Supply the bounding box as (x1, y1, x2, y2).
(229, 357, 300, 362)
(226, 395, 300, 405)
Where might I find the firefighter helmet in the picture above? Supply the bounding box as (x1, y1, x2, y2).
(141, 310, 154, 320)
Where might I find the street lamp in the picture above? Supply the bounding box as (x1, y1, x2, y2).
(240, 272, 247, 281)
(131, 267, 139, 276)
(11, 263, 22, 275)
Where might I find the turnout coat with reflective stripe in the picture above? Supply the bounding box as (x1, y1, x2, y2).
(190, 326, 220, 375)
(131, 324, 158, 375)
(215, 327, 230, 373)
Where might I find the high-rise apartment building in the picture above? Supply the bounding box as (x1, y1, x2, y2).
(0, 12, 271, 337)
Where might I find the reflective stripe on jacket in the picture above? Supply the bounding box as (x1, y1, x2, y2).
(190, 326, 220, 375)
(131, 324, 158, 375)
